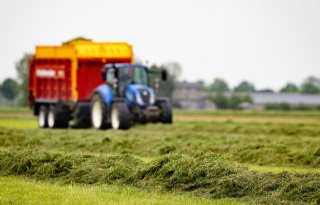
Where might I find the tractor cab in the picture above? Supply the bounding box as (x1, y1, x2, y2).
(103, 64, 148, 95)
(101, 63, 166, 107)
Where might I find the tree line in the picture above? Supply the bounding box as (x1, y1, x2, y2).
(0, 54, 31, 107)
(197, 77, 320, 94)
(196, 77, 320, 109)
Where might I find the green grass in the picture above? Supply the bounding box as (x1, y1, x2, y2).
(0, 119, 37, 129)
(1, 109, 320, 204)
(248, 164, 320, 173)
(174, 109, 320, 117)
(0, 107, 29, 112)
(0, 176, 239, 205)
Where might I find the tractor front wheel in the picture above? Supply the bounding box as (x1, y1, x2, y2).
(158, 101, 172, 124)
(111, 102, 131, 130)
(91, 94, 110, 130)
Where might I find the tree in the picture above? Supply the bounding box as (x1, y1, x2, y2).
(16, 53, 33, 106)
(304, 76, 320, 88)
(149, 62, 182, 99)
(233, 81, 255, 92)
(229, 94, 253, 109)
(196, 80, 205, 89)
(264, 103, 291, 111)
(301, 76, 320, 94)
(279, 83, 300, 93)
(208, 93, 229, 109)
(163, 62, 182, 81)
(0, 78, 19, 100)
(208, 93, 252, 109)
(301, 83, 320, 94)
(207, 78, 229, 93)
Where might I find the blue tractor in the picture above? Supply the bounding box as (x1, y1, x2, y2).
(90, 63, 172, 130)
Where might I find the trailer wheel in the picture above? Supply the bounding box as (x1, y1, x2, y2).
(111, 102, 131, 130)
(158, 101, 172, 124)
(48, 105, 69, 128)
(38, 105, 48, 128)
(91, 94, 110, 130)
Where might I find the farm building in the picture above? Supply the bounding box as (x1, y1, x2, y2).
(250, 93, 320, 110)
(173, 81, 320, 110)
(172, 82, 215, 109)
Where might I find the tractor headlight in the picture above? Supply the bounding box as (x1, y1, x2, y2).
(149, 89, 155, 105)
(136, 92, 144, 105)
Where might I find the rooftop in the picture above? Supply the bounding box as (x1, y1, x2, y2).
(250, 93, 320, 105)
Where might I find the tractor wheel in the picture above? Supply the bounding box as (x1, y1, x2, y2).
(158, 101, 172, 124)
(72, 103, 91, 129)
(38, 105, 48, 128)
(48, 105, 69, 128)
(91, 94, 110, 130)
(111, 102, 131, 130)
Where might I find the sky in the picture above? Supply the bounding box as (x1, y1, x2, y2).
(0, 0, 319, 90)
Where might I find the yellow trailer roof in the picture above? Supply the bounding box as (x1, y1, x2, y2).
(35, 40, 133, 60)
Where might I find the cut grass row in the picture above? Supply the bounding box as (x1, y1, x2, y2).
(1, 148, 320, 204)
(1, 119, 320, 167)
(141, 157, 320, 173)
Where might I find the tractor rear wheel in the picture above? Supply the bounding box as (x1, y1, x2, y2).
(38, 105, 48, 128)
(158, 101, 172, 124)
(48, 105, 69, 128)
(91, 94, 110, 130)
(111, 102, 131, 130)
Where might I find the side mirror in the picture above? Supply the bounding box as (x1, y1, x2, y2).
(161, 69, 167, 81)
(101, 67, 107, 81)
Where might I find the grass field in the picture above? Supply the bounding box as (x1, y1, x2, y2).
(0, 109, 320, 204)
(0, 176, 239, 205)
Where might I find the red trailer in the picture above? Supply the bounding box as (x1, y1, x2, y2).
(29, 39, 133, 128)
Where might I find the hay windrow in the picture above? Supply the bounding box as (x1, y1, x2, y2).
(1, 122, 320, 167)
(1, 148, 320, 204)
